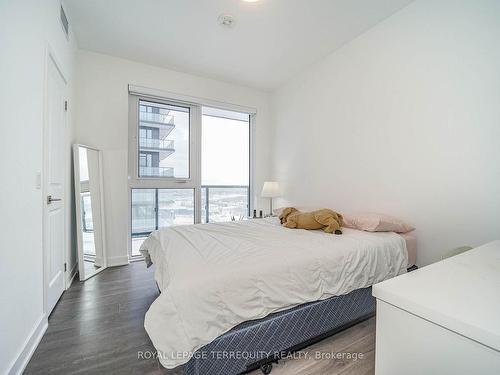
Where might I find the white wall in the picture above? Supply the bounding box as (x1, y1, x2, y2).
(0, 1, 77, 374)
(271, 0, 500, 266)
(74, 51, 272, 265)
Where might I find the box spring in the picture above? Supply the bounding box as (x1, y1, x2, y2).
(183, 286, 375, 375)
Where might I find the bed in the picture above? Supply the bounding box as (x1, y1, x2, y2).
(140, 217, 410, 374)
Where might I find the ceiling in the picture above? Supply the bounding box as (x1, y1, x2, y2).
(64, 0, 413, 91)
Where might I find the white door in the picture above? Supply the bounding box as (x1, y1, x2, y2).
(44, 54, 67, 315)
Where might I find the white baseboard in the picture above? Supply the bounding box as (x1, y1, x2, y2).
(107, 255, 130, 267)
(8, 314, 48, 375)
(66, 262, 78, 289)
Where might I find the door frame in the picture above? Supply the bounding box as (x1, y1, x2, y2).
(42, 45, 69, 316)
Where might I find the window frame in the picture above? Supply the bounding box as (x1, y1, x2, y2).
(129, 95, 198, 184)
(128, 88, 256, 260)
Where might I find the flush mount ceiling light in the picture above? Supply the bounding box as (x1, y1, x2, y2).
(242, 0, 260, 2)
(218, 14, 235, 28)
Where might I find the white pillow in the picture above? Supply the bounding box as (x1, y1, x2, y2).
(343, 212, 415, 233)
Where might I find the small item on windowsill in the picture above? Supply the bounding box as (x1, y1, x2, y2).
(253, 209, 257, 219)
(259, 210, 263, 218)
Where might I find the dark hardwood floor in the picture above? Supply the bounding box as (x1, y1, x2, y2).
(25, 262, 375, 375)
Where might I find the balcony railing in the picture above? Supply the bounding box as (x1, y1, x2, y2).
(139, 166, 174, 177)
(139, 111, 175, 125)
(201, 185, 249, 223)
(139, 138, 174, 150)
(130, 185, 250, 256)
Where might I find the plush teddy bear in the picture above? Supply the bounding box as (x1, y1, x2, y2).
(279, 207, 344, 235)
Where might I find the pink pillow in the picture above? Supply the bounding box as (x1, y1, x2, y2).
(343, 213, 414, 233)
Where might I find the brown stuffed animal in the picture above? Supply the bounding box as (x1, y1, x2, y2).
(279, 207, 344, 235)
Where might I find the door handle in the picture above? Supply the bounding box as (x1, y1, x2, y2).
(47, 195, 62, 204)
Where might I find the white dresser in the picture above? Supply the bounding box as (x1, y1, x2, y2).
(373, 240, 500, 375)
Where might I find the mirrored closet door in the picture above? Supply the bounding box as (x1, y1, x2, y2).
(73, 144, 107, 280)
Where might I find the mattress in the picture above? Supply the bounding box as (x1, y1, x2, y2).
(400, 231, 417, 266)
(140, 217, 407, 368)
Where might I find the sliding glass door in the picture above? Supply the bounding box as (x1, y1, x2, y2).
(129, 95, 252, 258)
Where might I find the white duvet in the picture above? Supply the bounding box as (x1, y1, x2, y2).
(140, 218, 407, 369)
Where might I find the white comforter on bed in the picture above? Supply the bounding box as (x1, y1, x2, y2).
(140, 218, 407, 368)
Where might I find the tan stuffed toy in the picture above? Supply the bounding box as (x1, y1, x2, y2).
(279, 207, 344, 235)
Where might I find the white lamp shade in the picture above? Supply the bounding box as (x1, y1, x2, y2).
(261, 181, 281, 198)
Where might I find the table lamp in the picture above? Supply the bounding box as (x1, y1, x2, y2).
(261, 181, 281, 216)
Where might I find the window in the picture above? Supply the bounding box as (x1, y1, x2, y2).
(81, 192, 96, 257)
(131, 188, 194, 256)
(201, 107, 250, 223)
(129, 92, 254, 258)
(81, 193, 94, 232)
(137, 100, 189, 179)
